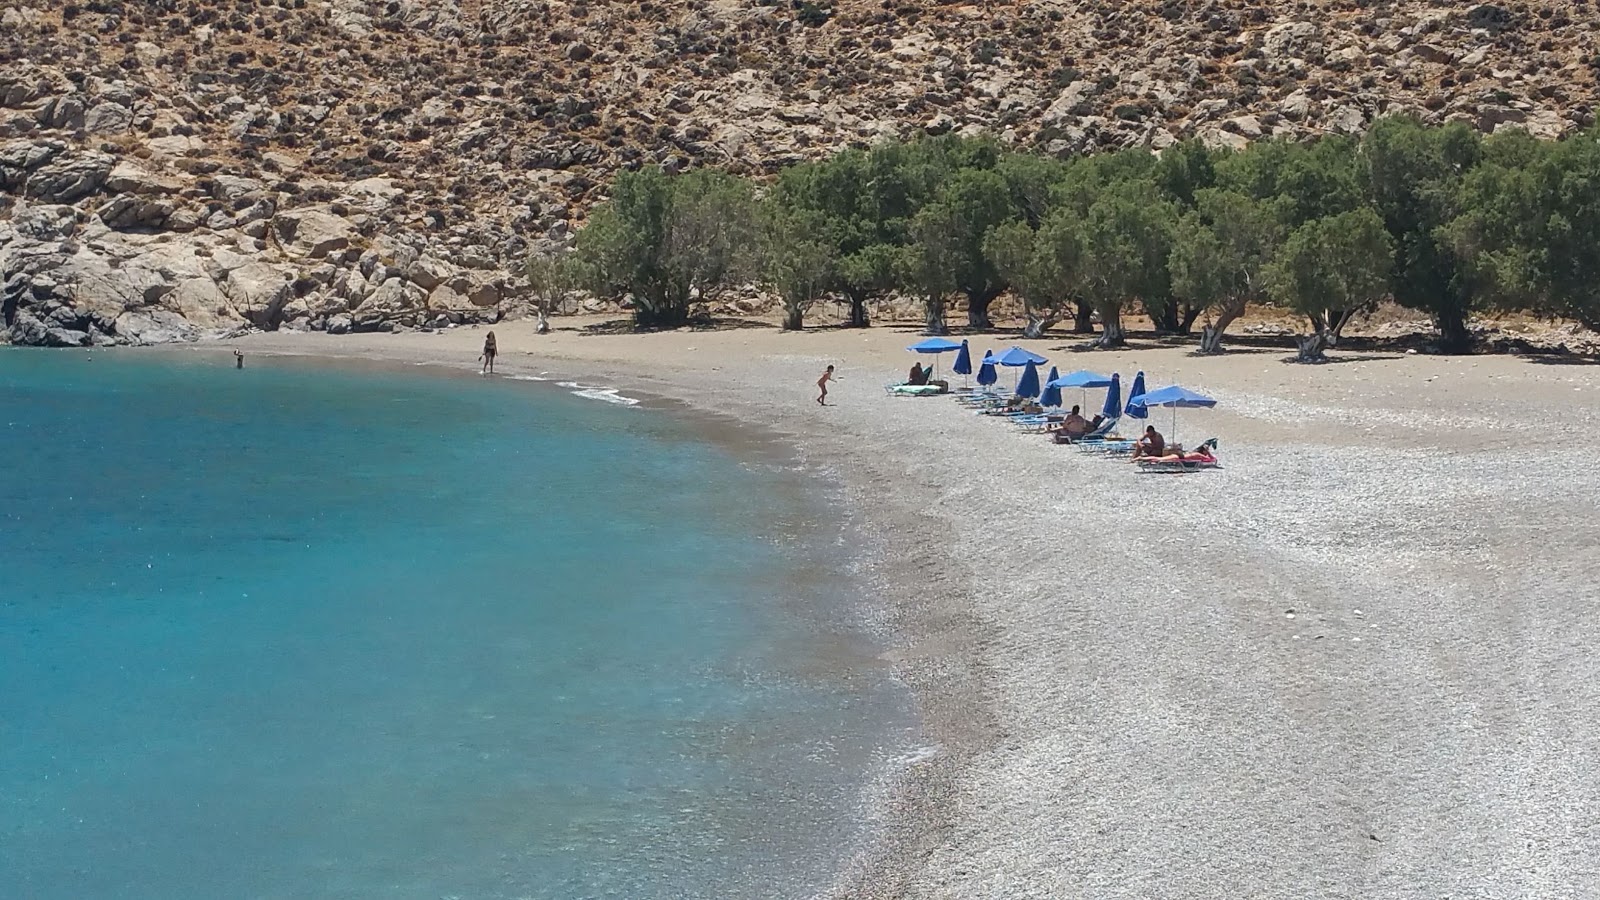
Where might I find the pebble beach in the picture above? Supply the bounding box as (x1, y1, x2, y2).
(218, 319, 1600, 899)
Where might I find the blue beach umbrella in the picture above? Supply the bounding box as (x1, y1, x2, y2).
(1129, 384, 1218, 445)
(1039, 366, 1062, 410)
(907, 337, 964, 377)
(1125, 371, 1149, 420)
(1015, 360, 1042, 400)
(976, 350, 998, 388)
(952, 340, 972, 374)
(1045, 369, 1115, 411)
(1100, 373, 1122, 421)
(986, 346, 1049, 368)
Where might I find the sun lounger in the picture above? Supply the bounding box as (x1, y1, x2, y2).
(1135, 438, 1221, 473)
(886, 383, 947, 397)
(1052, 416, 1120, 444)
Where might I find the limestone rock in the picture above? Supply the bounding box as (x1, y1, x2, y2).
(24, 152, 113, 203)
(272, 208, 357, 260)
(83, 102, 133, 135)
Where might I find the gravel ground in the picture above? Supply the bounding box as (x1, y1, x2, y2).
(212, 322, 1600, 898)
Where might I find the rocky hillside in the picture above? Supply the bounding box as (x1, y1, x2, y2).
(3, 0, 1596, 346)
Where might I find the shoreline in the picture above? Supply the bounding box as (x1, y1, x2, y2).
(144, 332, 996, 899)
(150, 321, 1600, 897)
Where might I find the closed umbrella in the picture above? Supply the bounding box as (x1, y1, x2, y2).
(952, 339, 973, 386)
(1100, 373, 1122, 421)
(976, 350, 998, 388)
(1128, 384, 1217, 446)
(1015, 360, 1042, 400)
(1125, 371, 1148, 420)
(1039, 366, 1062, 410)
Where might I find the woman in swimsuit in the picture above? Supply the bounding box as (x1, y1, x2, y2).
(481, 330, 498, 375)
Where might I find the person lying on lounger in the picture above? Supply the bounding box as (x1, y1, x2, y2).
(1139, 441, 1218, 465)
(1130, 425, 1165, 460)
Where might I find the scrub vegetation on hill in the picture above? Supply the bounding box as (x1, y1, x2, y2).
(560, 119, 1600, 359)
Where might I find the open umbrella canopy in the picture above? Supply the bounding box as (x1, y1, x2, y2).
(1124, 371, 1148, 420)
(952, 339, 973, 376)
(1128, 383, 1216, 445)
(986, 346, 1049, 367)
(1045, 369, 1115, 389)
(907, 337, 964, 354)
(1101, 373, 1122, 420)
(1015, 360, 1042, 399)
(1129, 385, 1218, 409)
(976, 350, 998, 387)
(1039, 366, 1062, 409)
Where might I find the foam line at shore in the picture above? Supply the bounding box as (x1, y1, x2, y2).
(557, 381, 640, 406)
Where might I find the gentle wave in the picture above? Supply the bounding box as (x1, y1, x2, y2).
(557, 381, 640, 406)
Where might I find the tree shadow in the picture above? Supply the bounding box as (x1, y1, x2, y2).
(1184, 345, 1282, 357)
(1278, 352, 1408, 365)
(1521, 354, 1600, 365)
(577, 316, 771, 336)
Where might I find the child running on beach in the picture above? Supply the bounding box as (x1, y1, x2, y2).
(816, 365, 835, 406)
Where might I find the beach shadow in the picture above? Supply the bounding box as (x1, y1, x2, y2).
(578, 316, 771, 336)
(1183, 345, 1282, 358)
(1279, 352, 1408, 365)
(1521, 354, 1600, 366)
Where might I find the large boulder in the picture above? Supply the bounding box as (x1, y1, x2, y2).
(105, 160, 186, 195)
(271, 207, 358, 260)
(114, 309, 198, 344)
(83, 101, 133, 134)
(0, 138, 64, 189)
(96, 195, 174, 231)
(222, 261, 296, 328)
(24, 152, 113, 203)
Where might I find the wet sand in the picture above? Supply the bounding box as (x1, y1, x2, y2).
(208, 319, 1600, 898)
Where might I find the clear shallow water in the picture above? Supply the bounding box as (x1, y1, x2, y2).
(0, 351, 913, 899)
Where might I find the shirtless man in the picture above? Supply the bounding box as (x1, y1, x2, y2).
(1130, 425, 1165, 460)
(817, 365, 835, 405)
(1053, 405, 1090, 436)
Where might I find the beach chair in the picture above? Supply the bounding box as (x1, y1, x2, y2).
(1052, 416, 1119, 444)
(1136, 438, 1221, 473)
(886, 383, 947, 397)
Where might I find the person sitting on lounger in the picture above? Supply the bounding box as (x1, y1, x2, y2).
(1130, 425, 1165, 460)
(1050, 405, 1092, 436)
(907, 363, 928, 386)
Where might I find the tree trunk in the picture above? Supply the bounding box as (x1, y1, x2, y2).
(1177, 303, 1203, 336)
(634, 298, 690, 330)
(1146, 299, 1179, 334)
(1295, 330, 1332, 362)
(924, 295, 948, 335)
(1073, 299, 1095, 333)
(1022, 313, 1061, 339)
(965, 287, 1003, 330)
(781, 305, 804, 331)
(1196, 298, 1246, 354)
(845, 291, 871, 328)
(1435, 305, 1473, 354)
(1094, 308, 1126, 348)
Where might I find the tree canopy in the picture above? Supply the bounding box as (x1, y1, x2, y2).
(566, 122, 1600, 353)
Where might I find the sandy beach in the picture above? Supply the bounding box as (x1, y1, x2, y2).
(204, 318, 1600, 898)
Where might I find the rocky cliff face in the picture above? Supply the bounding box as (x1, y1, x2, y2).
(2, 0, 1596, 345)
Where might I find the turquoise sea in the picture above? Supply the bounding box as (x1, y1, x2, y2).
(0, 351, 914, 899)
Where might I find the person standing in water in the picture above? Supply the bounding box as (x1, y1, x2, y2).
(233, 349, 244, 369)
(816, 365, 835, 406)
(480, 330, 497, 375)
